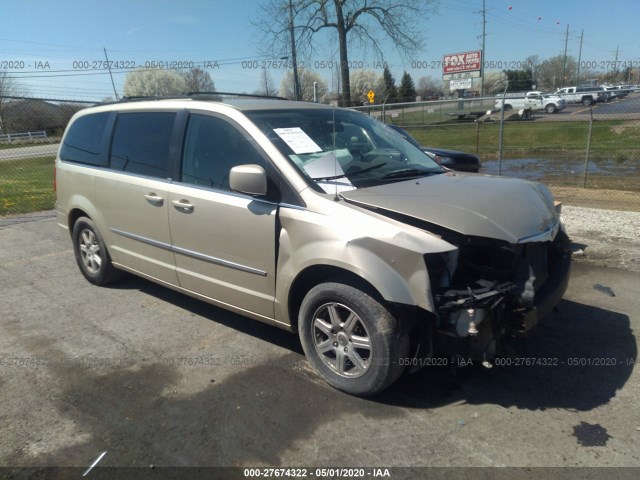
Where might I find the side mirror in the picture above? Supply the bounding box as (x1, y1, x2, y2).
(230, 164, 268, 196)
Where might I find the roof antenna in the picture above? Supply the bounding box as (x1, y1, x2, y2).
(332, 107, 340, 201)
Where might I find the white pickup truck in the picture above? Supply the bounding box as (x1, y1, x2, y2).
(554, 86, 608, 106)
(495, 91, 567, 114)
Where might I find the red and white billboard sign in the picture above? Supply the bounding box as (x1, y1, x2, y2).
(443, 50, 482, 75)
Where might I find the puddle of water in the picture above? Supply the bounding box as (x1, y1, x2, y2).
(482, 157, 639, 180)
(572, 422, 612, 446)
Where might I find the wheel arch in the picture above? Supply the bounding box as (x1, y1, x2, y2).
(68, 208, 91, 234)
(287, 265, 384, 331)
(63, 192, 103, 237)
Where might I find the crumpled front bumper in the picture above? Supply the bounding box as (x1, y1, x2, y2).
(429, 229, 572, 362)
(510, 246, 571, 335)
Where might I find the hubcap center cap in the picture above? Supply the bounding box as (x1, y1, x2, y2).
(337, 332, 349, 347)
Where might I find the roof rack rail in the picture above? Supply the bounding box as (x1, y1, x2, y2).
(186, 91, 289, 100)
(117, 96, 165, 102)
(112, 92, 289, 104)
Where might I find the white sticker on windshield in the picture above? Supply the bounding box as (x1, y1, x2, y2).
(273, 127, 322, 154)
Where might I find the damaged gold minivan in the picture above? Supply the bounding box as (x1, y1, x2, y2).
(55, 95, 571, 396)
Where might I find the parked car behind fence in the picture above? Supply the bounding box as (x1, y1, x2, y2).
(386, 124, 482, 173)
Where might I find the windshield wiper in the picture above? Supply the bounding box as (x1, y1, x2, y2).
(312, 162, 387, 181)
(380, 168, 436, 180)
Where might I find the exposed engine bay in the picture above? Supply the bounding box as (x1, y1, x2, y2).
(426, 228, 572, 365)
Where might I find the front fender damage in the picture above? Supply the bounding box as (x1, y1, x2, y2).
(275, 205, 457, 325)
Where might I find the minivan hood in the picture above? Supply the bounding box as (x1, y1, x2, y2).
(340, 173, 559, 244)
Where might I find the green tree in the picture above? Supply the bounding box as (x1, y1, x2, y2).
(381, 66, 397, 103)
(397, 71, 416, 102)
(504, 69, 534, 92)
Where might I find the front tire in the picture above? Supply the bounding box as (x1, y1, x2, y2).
(72, 217, 121, 286)
(545, 104, 556, 114)
(298, 282, 408, 396)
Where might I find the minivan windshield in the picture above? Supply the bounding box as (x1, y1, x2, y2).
(245, 108, 443, 192)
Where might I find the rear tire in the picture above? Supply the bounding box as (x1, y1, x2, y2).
(72, 217, 121, 286)
(582, 97, 593, 106)
(545, 104, 556, 114)
(298, 282, 408, 396)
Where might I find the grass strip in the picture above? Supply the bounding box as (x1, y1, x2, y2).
(0, 156, 56, 215)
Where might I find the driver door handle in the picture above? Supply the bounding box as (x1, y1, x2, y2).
(144, 193, 164, 206)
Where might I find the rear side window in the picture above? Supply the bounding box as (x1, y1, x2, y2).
(60, 112, 109, 166)
(109, 112, 175, 178)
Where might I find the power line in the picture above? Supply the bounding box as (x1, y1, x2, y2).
(2, 56, 273, 79)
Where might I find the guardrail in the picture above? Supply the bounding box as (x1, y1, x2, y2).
(0, 130, 48, 143)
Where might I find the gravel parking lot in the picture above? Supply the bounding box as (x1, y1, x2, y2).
(562, 206, 640, 272)
(0, 209, 639, 477)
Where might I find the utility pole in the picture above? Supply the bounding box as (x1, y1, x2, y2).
(561, 24, 569, 88)
(481, 0, 486, 96)
(612, 45, 619, 83)
(288, 0, 301, 101)
(575, 29, 584, 86)
(103, 48, 119, 100)
(477, 0, 487, 96)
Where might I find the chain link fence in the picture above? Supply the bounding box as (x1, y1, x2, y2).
(1, 92, 639, 216)
(0, 97, 96, 215)
(354, 90, 640, 211)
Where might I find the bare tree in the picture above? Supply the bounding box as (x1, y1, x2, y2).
(280, 68, 327, 101)
(256, 68, 277, 96)
(537, 55, 578, 90)
(0, 72, 28, 133)
(183, 67, 215, 93)
(255, 0, 434, 106)
(416, 75, 442, 99)
(524, 55, 541, 88)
